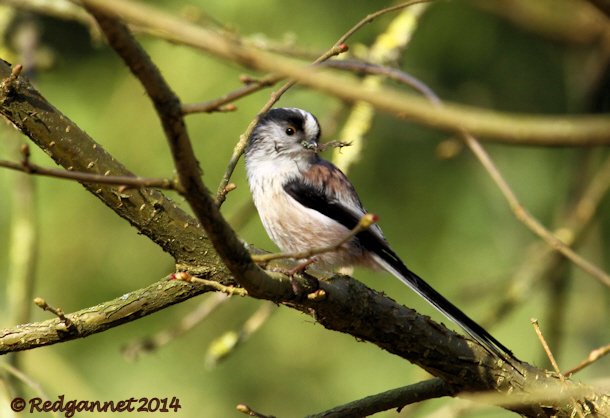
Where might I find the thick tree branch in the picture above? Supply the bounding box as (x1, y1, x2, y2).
(215, 0, 432, 189)
(0, 276, 229, 353)
(76, 0, 610, 146)
(0, 59, 221, 276)
(1, 43, 608, 418)
(84, 6, 289, 301)
(213, 42, 348, 207)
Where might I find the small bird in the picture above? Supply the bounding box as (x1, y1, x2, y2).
(245, 107, 513, 359)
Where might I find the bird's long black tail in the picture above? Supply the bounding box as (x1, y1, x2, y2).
(371, 250, 515, 361)
(281, 175, 514, 359)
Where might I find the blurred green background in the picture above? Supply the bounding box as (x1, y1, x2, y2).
(1, 1, 609, 417)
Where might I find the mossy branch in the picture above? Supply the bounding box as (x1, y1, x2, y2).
(1, 26, 609, 418)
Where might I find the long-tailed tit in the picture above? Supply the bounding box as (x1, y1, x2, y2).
(245, 107, 513, 359)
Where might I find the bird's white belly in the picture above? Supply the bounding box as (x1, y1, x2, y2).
(252, 178, 365, 269)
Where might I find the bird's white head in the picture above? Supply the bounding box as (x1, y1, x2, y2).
(245, 108, 321, 164)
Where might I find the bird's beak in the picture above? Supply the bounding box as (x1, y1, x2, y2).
(301, 139, 319, 152)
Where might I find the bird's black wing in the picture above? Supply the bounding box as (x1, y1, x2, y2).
(283, 177, 515, 360)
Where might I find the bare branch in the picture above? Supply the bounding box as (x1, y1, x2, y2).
(531, 319, 586, 418)
(204, 302, 276, 368)
(0, 157, 182, 191)
(214, 1, 433, 206)
(181, 74, 279, 116)
(323, 60, 441, 105)
(531, 319, 565, 380)
(483, 153, 610, 326)
(75, 0, 610, 146)
(0, 59, 218, 273)
(251, 213, 378, 264)
(306, 378, 453, 418)
(334, 0, 435, 46)
(0, 10, 608, 416)
(82, 6, 281, 300)
(0, 277, 217, 354)
(122, 292, 230, 360)
(214, 43, 348, 207)
(564, 343, 610, 377)
(462, 132, 610, 287)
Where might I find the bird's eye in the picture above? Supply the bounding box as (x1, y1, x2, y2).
(285, 127, 295, 136)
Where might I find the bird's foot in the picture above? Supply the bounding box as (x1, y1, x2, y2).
(286, 257, 318, 277)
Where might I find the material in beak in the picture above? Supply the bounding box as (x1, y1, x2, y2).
(301, 139, 319, 152)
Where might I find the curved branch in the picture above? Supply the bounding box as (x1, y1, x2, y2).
(1, 40, 609, 418)
(462, 132, 610, 287)
(84, 7, 283, 301)
(0, 276, 222, 353)
(307, 378, 453, 418)
(77, 0, 610, 146)
(0, 59, 218, 274)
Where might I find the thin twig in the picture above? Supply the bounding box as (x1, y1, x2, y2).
(236, 403, 275, 418)
(332, 4, 430, 174)
(335, 0, 434, 46)
(71, 0, 610, 147)
(0, 362, 56, 418)
(324, 59, 441, 106)
(205, 302, 276, 368)
(33, 298, 66, 321)
(214, 44, 348, 206)
(306, 378, 453, 418)
(483, 153, 610, 326)
(122, 292, 230, 360)
(172, 272, 248, 297)
(356, 51, 610, 291)
(182, 74, 281, 115)
(531, 318, 563, 378)
(214, 1, 433, 206)
(1, 63, 23, 89)
(0, 158, 182, 192)
(33, 298, 75, 332)
(84, 3, 274, 298)
(365, 62, 609, 292)
(181, 103, 236, 114)
(182, 46, 441, 116)
(251, 213, 378, 264)
(531, 319, 586, 418)
(462, 132, 610, 288)
(564, 343, 610, 377)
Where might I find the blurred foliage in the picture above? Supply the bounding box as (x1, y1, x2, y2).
(1, 1, 609, 417)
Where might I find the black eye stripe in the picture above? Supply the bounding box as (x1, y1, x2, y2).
(286, 116, 304, 133)
(248, 108, 321, 149)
